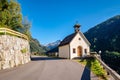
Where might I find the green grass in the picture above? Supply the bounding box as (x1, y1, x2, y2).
(77, 57, 107, 80)
(0, 33, 5, 35)
(0, 31, 28, 40)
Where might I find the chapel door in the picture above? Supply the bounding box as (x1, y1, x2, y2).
(77, 46, 82, 56)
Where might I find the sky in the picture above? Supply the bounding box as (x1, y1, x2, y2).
(18, 0, 120, 45)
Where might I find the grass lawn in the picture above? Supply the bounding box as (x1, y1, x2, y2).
(76, 57, 108, 80)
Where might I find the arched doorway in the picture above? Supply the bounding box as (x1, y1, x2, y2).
(77, 46, 82, 56)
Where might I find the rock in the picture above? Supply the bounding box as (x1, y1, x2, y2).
(0, 35, 31, 70)
(2, 61, 10, 69)
(9, 60, 15, 68)
(0, 61, 1, 70)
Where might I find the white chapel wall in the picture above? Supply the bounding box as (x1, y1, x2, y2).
(59, 45, 69, 59)
(70, 33, 90, 59)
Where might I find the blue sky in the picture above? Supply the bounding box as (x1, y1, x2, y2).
(18, 0, 120, 45)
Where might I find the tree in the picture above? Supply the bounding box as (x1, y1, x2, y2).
(17, 17, 31, 39)
(0, 0, 31, 39)
(0, 0, 22, 30)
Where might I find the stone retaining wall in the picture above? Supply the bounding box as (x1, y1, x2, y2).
(0, 35, 31, 70)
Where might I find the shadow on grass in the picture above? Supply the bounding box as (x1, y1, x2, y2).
(81, 57, 95, 80)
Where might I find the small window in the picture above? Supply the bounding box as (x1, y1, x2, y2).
(84, 49, 87, 54)
(78, 38, 81, 40)
(73, 48, 76, 53)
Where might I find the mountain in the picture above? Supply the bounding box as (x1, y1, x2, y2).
(45, 40, 61, 50)
(30, 38, 48, 54)
(84, 15, 120, 52)
(84, 15, 120, 74)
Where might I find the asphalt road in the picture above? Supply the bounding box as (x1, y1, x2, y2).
(0, 56, 98, 80)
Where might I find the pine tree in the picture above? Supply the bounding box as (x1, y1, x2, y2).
(0, 0, 22, 30)
(18, 17, 31, 39)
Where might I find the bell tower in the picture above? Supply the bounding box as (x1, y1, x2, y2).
(74, 23, 81, 33)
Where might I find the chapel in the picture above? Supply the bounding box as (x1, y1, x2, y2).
(59, 24, 90, 59)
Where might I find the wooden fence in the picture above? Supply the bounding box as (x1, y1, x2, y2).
(0, 28, 28, 40)
(94, 54, 120, 80)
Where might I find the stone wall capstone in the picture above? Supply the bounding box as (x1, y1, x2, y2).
(0, 35, 31, 70)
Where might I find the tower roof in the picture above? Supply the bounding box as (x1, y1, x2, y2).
(74, 23, 81, 33)
(73, 23, 81, 28)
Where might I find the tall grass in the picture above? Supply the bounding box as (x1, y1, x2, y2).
(78, 57, 107, 80)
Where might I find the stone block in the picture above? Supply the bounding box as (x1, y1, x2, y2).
(0, 61, 1, 70)
(2, 61, 10, 69)
(0, 44, 2, 50)
(15, 57, 20, 66)
(9, 60, 15, 68)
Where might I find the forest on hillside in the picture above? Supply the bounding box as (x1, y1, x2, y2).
(84, 15, 120, 74)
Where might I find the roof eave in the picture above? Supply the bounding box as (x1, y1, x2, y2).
(59, 44, 69, 47)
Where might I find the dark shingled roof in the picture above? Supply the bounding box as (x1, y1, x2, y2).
(59, 33, 77, 46)
(59, 32, 90, 46)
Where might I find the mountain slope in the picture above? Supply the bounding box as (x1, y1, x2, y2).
(84, 15, 120, 52)
(30, 38, 48, 54)
(45, 40, 61, 50)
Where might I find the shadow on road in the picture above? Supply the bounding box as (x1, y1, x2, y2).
(31, 56, 64, 61)
(81, 57, 93, 80)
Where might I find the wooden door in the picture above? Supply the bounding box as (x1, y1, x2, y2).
(77, 46, 82, 56)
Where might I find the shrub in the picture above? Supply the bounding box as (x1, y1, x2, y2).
(21, 48, 27, 53)
(78, 57, 107, 79)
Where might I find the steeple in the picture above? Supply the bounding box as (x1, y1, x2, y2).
(73, 23, 81, 33)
